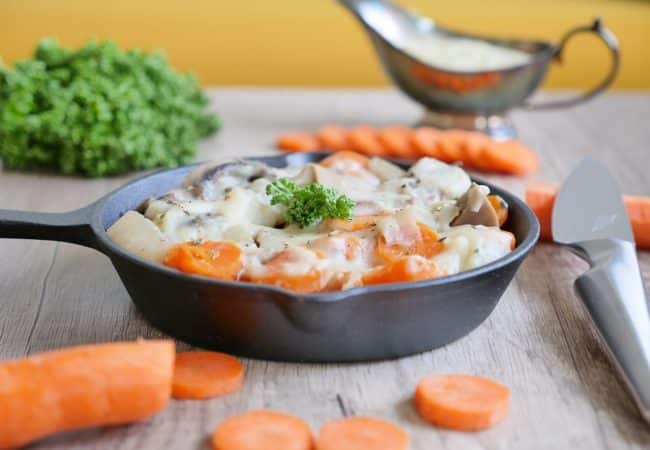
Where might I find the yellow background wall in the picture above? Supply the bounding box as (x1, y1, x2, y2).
(1, 0, 649, 89)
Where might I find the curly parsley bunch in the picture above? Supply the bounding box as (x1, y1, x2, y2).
(0, 38, 220, 176)
(266, 178, 355, 228)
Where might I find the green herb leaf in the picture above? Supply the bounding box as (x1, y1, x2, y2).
(266, 178, 355, 228)
(265, 178, 297, 206)
(0, 38, 220, 177)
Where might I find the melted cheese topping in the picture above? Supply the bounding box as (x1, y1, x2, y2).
(108, 156, 515, 290)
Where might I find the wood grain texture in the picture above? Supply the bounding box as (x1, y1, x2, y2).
(0, 89, 648, 449)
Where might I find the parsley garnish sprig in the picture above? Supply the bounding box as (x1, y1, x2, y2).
(266, 178, 355, 228)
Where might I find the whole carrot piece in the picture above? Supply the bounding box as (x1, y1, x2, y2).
(0, 340, 175, 449)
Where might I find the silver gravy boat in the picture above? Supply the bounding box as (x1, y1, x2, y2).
(338, 0, 619, 138)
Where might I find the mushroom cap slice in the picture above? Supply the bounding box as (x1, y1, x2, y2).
(451, 183, 500, 227)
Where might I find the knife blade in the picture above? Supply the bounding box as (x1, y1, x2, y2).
(553, 158, 633, 244)
(553, 157, 650, 424)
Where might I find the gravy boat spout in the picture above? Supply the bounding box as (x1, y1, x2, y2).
(338, 0, 619, 139)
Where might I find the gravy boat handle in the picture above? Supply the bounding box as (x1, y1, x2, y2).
(523, 18, 619, 110)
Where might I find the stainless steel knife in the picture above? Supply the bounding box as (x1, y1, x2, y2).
(553, 157, 650, 423)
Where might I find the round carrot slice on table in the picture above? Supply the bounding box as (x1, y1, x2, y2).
(212, 410, 314, 450)
(460, 131, 492, 171)
(347, 126, 386, 157)
(316, 417, 408, 450)
(436, 130, 468, 163)
(411, 127, 443, 159)
(172, 351, 244, 400)
(277, 132, 321, 152)
(377, 126, 418, 160)
(164, 241, 243, 281)
(317, 125, 350, 151)
(414, 374, 510, 431)
(482, 139, 539, 175)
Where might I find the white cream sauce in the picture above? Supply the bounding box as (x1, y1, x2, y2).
(404, 35, 531, 72)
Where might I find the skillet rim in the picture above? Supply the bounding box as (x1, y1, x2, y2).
(90, 152, 540, 302)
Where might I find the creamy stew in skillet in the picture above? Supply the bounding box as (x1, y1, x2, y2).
(107, 152, 514, 292)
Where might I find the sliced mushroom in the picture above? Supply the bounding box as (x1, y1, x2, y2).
(290, 163, 317, 186)
(451, 183, 500, 227)
(182, 160, 270, 189)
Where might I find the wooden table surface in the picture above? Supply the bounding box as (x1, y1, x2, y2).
(1, 89, 649, 449)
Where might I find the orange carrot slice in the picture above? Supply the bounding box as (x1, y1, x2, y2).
(309, 235, 364, 262)
(172, 351, 244, 400)
(378, 126, 418, 159)
(377, 222, 445, 262)
(414, 374, 510, 431)
(164, 241, 243, 281)
(316, 417, 408, 450)
(347, 126, 386, 156)
(362, 256, 444, 286)
(524, 182, 559, 241)
(320, 150, 370, 169)
(525, 183, 650, 248)
(436, 130, 468, 163)
(317, 125, 350, 151)
(625, 195, 650, 249)
(411, 127, 443, 160)
(460, 132, 492, 171)
(212, 410, 313, 450)
(0, 340, 174, 449)
(482, 140, 539, 175)
(488, 194, 508, 226)
(251, 271, 323, 293)
(248, 248, 324, 293)
(328, 214, 387, 232)
(411, 127, 442, 159)
(277, 132, 321, 152)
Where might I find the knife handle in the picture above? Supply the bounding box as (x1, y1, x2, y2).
(571, 238, 650, 423)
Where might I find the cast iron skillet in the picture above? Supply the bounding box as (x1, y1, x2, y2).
(0, 152, 539, 362)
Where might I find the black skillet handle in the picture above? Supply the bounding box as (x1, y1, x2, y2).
(0, 204, 98, 249)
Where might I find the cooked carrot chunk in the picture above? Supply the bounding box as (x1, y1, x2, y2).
(362, 256, 444, 285)
(320, 150, 370, 169)
(164, 241, 243, 281)
(376, 222, 445, 262)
